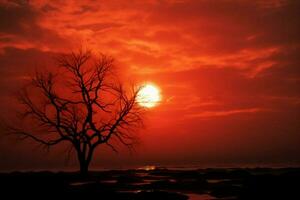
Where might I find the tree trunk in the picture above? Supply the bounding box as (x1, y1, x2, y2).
(79, 160, 89, 176)
(77, 148, 93, 177)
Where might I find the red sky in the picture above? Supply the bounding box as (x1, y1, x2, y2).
(0, 0, 300, 170)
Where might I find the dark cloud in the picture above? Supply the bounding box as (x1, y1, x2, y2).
(0, 1, 69, 49)
(72, 4, 99, 15)
(70, 22, 123, 32)
(0, 1, 37, 34)
(40, 3, 59, 13)
(144, 0, 300, 54)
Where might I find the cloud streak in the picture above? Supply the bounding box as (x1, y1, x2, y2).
(186, 108, 266, 119)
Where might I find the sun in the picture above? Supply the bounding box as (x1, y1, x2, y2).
(137, 84, 161, 108)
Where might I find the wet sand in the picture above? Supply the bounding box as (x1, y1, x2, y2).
(0, 167, 299, 199)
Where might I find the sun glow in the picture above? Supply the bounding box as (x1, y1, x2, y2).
(137, 84, 161, 108)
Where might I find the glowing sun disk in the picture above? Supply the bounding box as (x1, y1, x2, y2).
(137, 84, 161, 108)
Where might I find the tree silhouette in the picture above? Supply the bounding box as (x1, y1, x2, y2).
(7, 50, 144, 175)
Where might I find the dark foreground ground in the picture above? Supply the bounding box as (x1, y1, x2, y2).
(1, 167, 299, 199)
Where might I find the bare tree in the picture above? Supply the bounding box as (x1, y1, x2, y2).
(6, 50, 144, 175)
